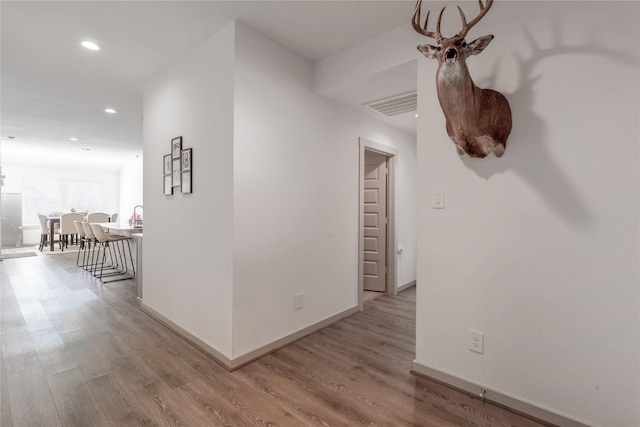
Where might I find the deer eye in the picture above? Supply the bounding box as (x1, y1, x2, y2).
(462, 41, 467, 47)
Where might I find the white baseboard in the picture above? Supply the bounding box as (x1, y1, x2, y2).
(140, 303, 234, 369)
(140, 302, 360, 371)
(229, 305, 361, 369)
(411, 361, 592, 427)
(397, 280, 416, 293)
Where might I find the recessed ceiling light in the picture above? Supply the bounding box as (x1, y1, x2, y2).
(104, 108, 117, 114)
(81, 41, 100, 51)
(414, 113, 419, 118)
(69, 137, 79, 141)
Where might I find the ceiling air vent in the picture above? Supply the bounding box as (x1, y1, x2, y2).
(363, 91, 417, 117)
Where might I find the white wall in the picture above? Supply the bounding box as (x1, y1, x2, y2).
(232, 23, 416, 357)
(140, 17, 418, 363)
(143, 22, 236, 358)
(119, 156, 143, 223)
(314, 23, 422, 95)
(415, 2, 639, 426)
(1, 164, 119, 244)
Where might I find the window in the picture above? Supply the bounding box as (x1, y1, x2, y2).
(23, 178, 61, 224)
(22, 178, 103, 225)
(69, 182, 101, 213)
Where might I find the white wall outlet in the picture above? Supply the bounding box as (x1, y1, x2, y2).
(469, 330, 484, 354)
(432, 190, 445, 209)
(295, 292, 304, 309)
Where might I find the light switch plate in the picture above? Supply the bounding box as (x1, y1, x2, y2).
(432, 190, 444, 209)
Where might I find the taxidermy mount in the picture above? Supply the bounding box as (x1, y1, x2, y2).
(413, 0, 512, 158)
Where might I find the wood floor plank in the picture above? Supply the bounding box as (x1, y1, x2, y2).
(1, 249, 551, 427)
(101, 313, 199, 389)
(1, 302, 25, 328)
(239, 356, 375, 426)
(90, 330, 197, 426)
(86, 372, 155, 427)
(5, 354, 61, 427)
(29, 326, 78, 376)
(58, 329, 112, 380)
(46, 367, 114, 427)
(1, 353, 14, 427)
(264, 345, 419, 426)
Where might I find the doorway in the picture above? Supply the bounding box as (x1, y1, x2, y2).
(358, 138, 397, 310)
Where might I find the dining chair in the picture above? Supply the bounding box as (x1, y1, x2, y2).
(89, 223, 135, 283)
(37, 214, 49, 251)
(59, 212, 85, 250)
(86, 212, 110, 223)
(110, 213, 118, 223)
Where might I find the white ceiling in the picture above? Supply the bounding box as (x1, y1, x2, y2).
(1, 1, 417, 172)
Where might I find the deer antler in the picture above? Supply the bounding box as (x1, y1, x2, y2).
(456, 0, 494, 38)
(412, 0, 446, 42)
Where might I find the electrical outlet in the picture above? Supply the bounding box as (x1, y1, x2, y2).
(295, 293, 304, 309)
(469, 330, 484, 354)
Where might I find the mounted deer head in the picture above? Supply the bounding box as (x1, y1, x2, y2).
(413, 0, 512, 158)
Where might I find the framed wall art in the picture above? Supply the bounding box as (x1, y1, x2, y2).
(181, 171, 192, 194)
(163, 154, 173, 195)
(181, 148, 192, 194)
(172, 158, 181, 188)
(163, 136, 193, 195)
(163, 174, 173, 195)
(171, 136, 182, 159)
(181, 148, 191, 171)
(163, 154, 172, 175)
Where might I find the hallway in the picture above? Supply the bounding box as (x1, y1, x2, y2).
(1, 252, 547, 426)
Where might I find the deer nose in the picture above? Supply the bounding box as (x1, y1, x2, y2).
(445, 48, 457, 60)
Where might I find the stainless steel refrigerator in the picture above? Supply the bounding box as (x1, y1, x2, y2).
(1, 193, 23, 248)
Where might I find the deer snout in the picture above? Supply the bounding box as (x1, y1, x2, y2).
(445, 48, 458, 62)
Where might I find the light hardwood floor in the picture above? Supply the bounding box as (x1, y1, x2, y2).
(1, 251, 550, 426)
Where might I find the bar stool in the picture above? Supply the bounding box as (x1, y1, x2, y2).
(89, 223, 135, 284)
(74, 221, 90, 268)
(81, 222, 101, 274)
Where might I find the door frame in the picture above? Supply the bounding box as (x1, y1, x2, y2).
(358, 138, 397, 311)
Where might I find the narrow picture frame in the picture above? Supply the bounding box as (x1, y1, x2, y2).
(163, 174, 173, 195)
(171, 136, 182, 159)
(172, 158, 181, 188)
(163, 154, 173, 195)
(163, 154, 172, 175)
(181, 148, 192, 172)
(181, 170, 192, 194)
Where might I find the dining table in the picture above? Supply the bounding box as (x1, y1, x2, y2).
(47, 216, 60, 252)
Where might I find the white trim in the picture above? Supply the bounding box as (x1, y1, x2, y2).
(397, 280, 416, 293)
(358, 138, 399, 310)
(141, 302, 360, 371)
(141, 303, 234, 369)
(411, 361, 593, 427)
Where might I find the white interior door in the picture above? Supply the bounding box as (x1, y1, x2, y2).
(363, 150, 387, 292)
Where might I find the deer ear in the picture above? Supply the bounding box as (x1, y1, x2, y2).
(468, 35, 494, 55)
(417, 44, 439, 60)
